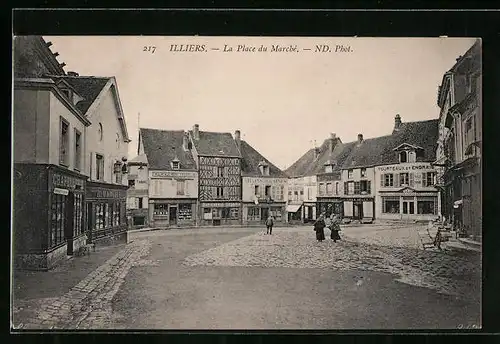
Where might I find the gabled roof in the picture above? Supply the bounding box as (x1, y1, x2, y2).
(340, 119, 439, 169)
(284, 148, 316, 178)
(140, 128, 197, 171)
(240, 140, 287, 178)
(128, 153, 148, 166)
(51, 76, 109, 114)
(189, 130, 241, 157)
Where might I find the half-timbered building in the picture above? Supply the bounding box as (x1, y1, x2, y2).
(188, 124, 242, 226)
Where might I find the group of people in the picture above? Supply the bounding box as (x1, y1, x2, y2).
(313, 213, 342, 243)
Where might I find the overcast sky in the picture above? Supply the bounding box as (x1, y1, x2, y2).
(45, 36, 477, 170)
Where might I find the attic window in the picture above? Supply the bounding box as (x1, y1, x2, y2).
(60, 88, 71, 100)
(258, 161, 269, 176)
(399, 151, 407, 163)
(172, 161, 180, 170)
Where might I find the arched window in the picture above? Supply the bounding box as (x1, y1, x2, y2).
(98, 123, 103, 141)
(399, 151, 407, 163)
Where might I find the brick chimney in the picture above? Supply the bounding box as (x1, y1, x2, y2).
(193, 124, 200, 140)
(357, 134, 364, 146)
(394, 114, 402, 131)
(182, 132, 189, 151)
(234, 130, 241, 149)
(329, 133, 336, 152)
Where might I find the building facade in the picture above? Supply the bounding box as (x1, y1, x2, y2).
(189, 125, 242, 226)
(341, 163, 376, 222)
(139, 129, 199, 228)
(437, 40, 482, 240)
(126, 154, 149, 228)
(239, 135, 288, 225)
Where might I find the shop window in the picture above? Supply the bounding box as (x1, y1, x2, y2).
(326, 183, 333, 195)
(400, 173, 409, 186)
(59, 118, 69, 166)
(417, 200, 436, 215)
(74, 129, 82, 170)
(382, 173, 394, 187)
(113, 202, 120, 226)
(96, 154, 104, 181)
(73, 193, 83, 237)
(50, 194, 66, 248)
(248, 207, 260, 221)
(177, 180, 185, 195)
(154, 203, 168, 215)
(361, 168, 367, 178)
(178, 204, 192, 220)
(382, 198, 400, 213)
(399, 151, 407, 163)
(95, 203, 106, 229)
(230, 207, 239, 219)
(271, 207, 282, 221)
(348, 169, 353, 179)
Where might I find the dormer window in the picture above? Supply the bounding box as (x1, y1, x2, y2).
(324, 159, 335, 173)
(61, 88, 71, 100)
(399, 151, 407, 163)
(258, 161, 269, 176)
(171, 160, 180, 170)
(348, 169, 353, 179)
(394, 143, 421, 163)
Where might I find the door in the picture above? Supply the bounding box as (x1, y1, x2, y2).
(353, 202, 363, 220)
(261, 208, 269, 222)
(402, 200, 415, 220)
(65, 192, 75, 255)
(169, 206, 177, 225)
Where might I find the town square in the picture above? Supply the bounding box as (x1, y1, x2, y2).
(11, 35, 481, 330)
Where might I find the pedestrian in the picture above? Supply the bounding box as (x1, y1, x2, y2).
(313, 213, 326, 242)
(329, 214, 342, 243)
(266, 214, 274, 235)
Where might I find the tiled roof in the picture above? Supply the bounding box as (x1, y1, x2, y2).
(51, 76, 110, 114)
(240, 140, 287, 178)
(284, 148, 316, 178)
(140, 128, 196, 171)
(189, 131, 241, 157)
(128, 153, 148, 165)
(340, 119, 439, 169)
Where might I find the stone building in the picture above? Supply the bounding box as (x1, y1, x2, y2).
(238, 131, 288, 225)
(126, 153, 149, 228)
(435, 40, 481, 240)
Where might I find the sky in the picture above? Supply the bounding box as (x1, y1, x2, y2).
(45, 36, 477, 170)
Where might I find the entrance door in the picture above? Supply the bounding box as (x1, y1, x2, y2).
(261, 208, 269, 222)
(169, 206, 177, 225)
(65, 192, 75, 256)
(353, 202, 363, 220)
(402, 201, 415, 220)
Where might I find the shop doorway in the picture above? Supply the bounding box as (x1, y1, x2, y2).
(169, 206, 177, 225)
(65, 192, 75, 256)
(353, 202, 363, 220)
(402, 200, 415, 220)
(261, 208, 269, 222)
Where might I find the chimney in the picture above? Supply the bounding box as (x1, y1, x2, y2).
(357, 134, 364, 145)
(193, 124, 200, 140)
(314, 147, 320, 159)
(182, 132, 189, 151)
(329, 133, 336, 152)
(234, 130, 241, 149)
(67, 71, 79, 77)
(394, 114, 402, 131)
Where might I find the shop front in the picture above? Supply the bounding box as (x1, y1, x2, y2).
(13, 164, 87, 270)
(286, 202, 303, 223)
(149, 198, 197, 227)
(377, 188, 440, 222)
(199, 201, 241, 226)
(86, 181, 128, 246)
(242, 199, 286, 226)
(316, 197, 344, 218)
(302, 202, 316, 223)
(342, 197, 375, 222)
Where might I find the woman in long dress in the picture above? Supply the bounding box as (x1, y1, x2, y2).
(313, 214, 326, 242)
(329, 214, 342, 242)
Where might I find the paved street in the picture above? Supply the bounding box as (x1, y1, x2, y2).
(12, 224, 481, 330)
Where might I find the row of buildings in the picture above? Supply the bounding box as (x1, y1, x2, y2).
(13, 36, 131, 269)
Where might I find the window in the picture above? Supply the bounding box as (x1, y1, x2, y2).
(464, 116, 475, 150)
(408, 151, 416, 163)
(422, 172, 436, 187)
(115, 172, 122, 184)
(348, 169, 353, 179)
(95, 203, 106, 229)
(59, 118, 69, 166)
(382, 197, 400, 213)
(98, 123, 103, 141)
(172, 161, 180, 170)
(178, 204, 193, 220)
(217, 166, 224, 177)
(248, 207, 260, 221)
(335, 182, 339, 195)
(417, 199, 437, 214)
(73, 194, 83, 237)
(348, 181, 354, 195)
(265, 185, 271, 197)
(361, 168, 366, 178)
(113, 202, 120, 226)
(360, 180, 371, 194)
(354, 181, 360, 195)
(50, 194, 66, 248)
(74, 129, 81, 170)
(400, 173, 409, 186)
(326, 183, 333, 195)
(306, 188, 310, 200)
(176, 180, 185, 195)
(319, 183, 326, 196)
(383, 173, 394, 187)
(325, 165, 333, 173)
(271, 207, 282, 221)
(399, 151, 407, 163)
(96, 154, 104, 181)
(154, 203, 168, 215)
(137, 197, 143, 209)
(61, 88, 71, 99)
(278, 185, 284, 200)
(128, 180, 136, 188)
(230, 207, 239, 219)
(254, 185, 260, 196)
(262, 165, 269, 176)
(216, 187, 224, 198)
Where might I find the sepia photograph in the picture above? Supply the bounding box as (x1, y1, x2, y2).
(11, 35, 481, 330)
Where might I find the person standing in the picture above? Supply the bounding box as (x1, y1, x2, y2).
(266, 214, 274, 235)
(313, 213, 326, 242)
(329, 213, 342, 242)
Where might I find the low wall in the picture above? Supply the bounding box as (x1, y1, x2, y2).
(14, 244, 67, 271)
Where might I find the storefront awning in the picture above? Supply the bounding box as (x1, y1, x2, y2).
(286, 204, 302, 213)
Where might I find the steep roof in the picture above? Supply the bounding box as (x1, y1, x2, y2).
(51, 76, 110, 114)
(240, 140, 287, 178)
(189, 130, 241, 157)
(284, 148, 316, 178)
(340, 119, 439, 169)
(140, 128, 196, 171)
(128, 153, 148, 166)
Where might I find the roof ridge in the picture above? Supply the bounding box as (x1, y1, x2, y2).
(141, 127, 185, 132)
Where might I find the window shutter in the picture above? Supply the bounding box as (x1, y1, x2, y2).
(380, 174, 384, 187)
(422, 172, 427, 187)
(409, 173, 414, 187)
(395, 174, 400, 187)
(367, 181, 371, 194)
(344, 182, 348, 195)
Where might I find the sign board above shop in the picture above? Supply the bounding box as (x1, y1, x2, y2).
(377, 164, 433, 172)
(53, 187, 69, 195)
(151, 171, 197, 179)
